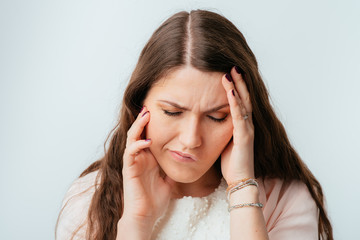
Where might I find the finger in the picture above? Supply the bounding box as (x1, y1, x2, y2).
(221, 72, 235, 94)
(230, 66, 253, 113)
(221, 73, 248, 119)
(123, 139, 152, 168)
(164, 175, 176, 188)
(228, 88, 248, 121)
(126, 106, 150, 147)
(225, 89, 250, 145)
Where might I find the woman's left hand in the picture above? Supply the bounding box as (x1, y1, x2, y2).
(220, 66, 255, 184)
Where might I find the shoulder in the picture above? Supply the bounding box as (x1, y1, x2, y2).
(258, 178, 319, 239)
(56, 170, 100, 239)
(62, 170, 99, 202)
(259, 177, 313, 206)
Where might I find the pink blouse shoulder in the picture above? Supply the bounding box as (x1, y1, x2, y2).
(258, 178, 319, 239)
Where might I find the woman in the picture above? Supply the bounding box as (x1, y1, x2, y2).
(56, 9, 333, 240)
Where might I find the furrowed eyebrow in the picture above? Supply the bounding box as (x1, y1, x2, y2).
(157, 100, 229, 113)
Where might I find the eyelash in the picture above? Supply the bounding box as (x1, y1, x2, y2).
(163, 110, 227, 123)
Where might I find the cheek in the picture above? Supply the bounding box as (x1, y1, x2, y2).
(206, 123, 233, 150)
(145, 112, 172, 141)
(145, 113, 177, 157)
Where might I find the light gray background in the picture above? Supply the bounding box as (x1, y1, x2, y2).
(1, 0, 359, 239)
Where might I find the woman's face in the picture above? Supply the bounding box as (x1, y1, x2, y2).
(143, 66, 233, 183)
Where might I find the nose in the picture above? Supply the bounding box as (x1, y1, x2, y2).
(178, 115, 202, 149)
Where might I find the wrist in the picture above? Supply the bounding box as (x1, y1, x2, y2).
(228, 185, 259, 205)
(117, 214, 155, 240)
(225, 170, 255, 184)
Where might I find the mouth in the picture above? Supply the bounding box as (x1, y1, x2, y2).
(169, 150, 198, 163)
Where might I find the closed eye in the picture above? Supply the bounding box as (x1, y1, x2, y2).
(208, 115, 228, 123)
(163, 110, 182, 116)
(163, 110, 228, 123)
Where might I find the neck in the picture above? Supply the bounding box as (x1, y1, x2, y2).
(171, 166, 222, 199)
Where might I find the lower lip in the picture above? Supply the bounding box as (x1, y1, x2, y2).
(170, 151, 196, 163)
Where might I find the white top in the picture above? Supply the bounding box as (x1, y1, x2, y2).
(56, 170, 319, 239)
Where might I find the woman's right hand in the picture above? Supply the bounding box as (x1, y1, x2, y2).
(119, 106, 173, 230)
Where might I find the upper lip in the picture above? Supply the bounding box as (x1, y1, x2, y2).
(171, 150, 198, 161)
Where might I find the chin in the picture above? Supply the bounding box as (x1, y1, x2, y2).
(162, 166, 202, 183)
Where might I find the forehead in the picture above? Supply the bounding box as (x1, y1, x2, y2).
(147, 66, 227, 104)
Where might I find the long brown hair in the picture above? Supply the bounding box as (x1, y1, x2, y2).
(65, 9, 333, 239)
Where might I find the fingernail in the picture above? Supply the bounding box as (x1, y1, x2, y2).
(232, 89, 235, 96)
(140, 106, 144, 113)
(225, 73, 233, 82)
(142, 111, 149, 117)
(145, 138, 151, 142)
(235, 66, 243, 74)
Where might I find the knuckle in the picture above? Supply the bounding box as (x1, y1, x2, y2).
(246, 129, 255, 138)
(239, 132, 254, 144)
(239, 75, 245, 83)
(123, 148, 130, 157)
(243, 135, 252, 144)
(249, 131, 254, 139)
(239, 101, 246, 109)
(232, 113, 242, 121)
(126, 128, 132, 137)
(122, 166, 128, 176)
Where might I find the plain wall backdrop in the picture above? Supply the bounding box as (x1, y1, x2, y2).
(1, 0, 359, 239)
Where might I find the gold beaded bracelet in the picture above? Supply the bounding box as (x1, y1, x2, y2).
(226, 177, 251, 192)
